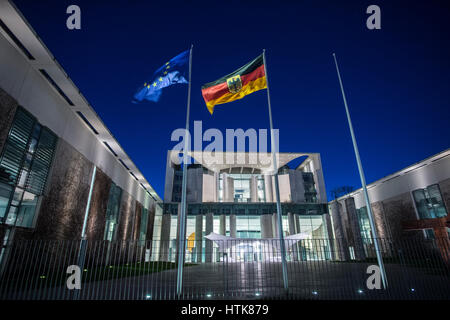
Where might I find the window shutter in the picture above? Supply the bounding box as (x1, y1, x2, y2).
(25, 127, 57, 195)
(0, 108, 34, 185)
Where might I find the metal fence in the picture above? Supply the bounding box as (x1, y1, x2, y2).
(0, 237, 449, 300)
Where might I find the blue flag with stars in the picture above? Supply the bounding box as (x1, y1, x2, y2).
(133, 49, 189, 103)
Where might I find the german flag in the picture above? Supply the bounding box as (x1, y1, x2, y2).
(201, 54, 267, 114)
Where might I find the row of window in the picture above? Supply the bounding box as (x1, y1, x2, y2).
(217, 173, 317, 203)
(0, 107, 152, 242)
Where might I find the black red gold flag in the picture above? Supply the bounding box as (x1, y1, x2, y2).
(201, 55, 267, 114)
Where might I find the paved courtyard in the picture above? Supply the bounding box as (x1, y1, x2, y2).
(4, 260, 450, 300)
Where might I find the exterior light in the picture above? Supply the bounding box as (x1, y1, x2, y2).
(39, 275, 46, 279)
(206, 293, 212, 298)
(358, 289, 363, 294)
(146, 294, 151, 299)
(84, 269, 88, 272)
(411, 288, 415, 292)
(255, 292, 261, 296)
(312, 291, 318, 295)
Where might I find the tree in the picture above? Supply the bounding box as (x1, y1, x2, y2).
(330, 186, 354, 200)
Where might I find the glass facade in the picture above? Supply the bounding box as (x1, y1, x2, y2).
(0, 107, 57, 228)
(236, 215, 260, 238)
(296, 215, 330, 260)
(161, 211, 331, 262)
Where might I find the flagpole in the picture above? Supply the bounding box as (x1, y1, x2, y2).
(177, 44, 193, 298)
(332, 53, 388, 289)
(263, 49, 289, 292)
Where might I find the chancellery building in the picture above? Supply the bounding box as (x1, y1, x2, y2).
(153, 150, 333, 263)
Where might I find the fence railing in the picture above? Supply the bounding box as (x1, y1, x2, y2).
(0, 237, 449, 300)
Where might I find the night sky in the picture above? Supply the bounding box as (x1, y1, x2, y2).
(12, 0, 450, 200)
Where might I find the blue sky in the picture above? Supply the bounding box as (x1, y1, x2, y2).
(13, 0, 450, 199)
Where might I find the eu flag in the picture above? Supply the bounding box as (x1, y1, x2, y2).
(133, 49, 189, 103)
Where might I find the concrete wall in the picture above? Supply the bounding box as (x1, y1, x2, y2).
(289, 170, 306, 203)
(202, 172, 216, 202)
(163, 152, 175, 202)
(275, 174, 291, 202)
(187, 167, 203, 203)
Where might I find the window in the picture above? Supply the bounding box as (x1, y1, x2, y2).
(104, 182, 122, 241)
(236, 215, 261, 238)
(412, 184, 448, 219)
(139, 208, 149, 242)
(218, 176, 223, 202)
(302, 172, 317, 203)
(229, 174, 251, 202)
(171, 168, 182, 202)
(357, 206, 373, 244)
(0, 107, 57, 228)
(0, 184, 13, 219)
(257, 176, 265, 202)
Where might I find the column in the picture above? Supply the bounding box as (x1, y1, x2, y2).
(330, 201, 350, 261)
(195, 213, 203, 263)
(230, 214, 237, 238)
(323, 213, 335, 260)
(159, 213, 171, 261)
(205, 212, 213, 262)
(250, 176, 258, 202)
(264, 175, 273, 202)
(345, 197, 366, 261)
(175, 203, 185, 264)
(223, 173, 234, 202)
(294, 213, 300, 233)
(219, 214, 226, 235)
(260, 214, 273, 238)
(272, 213, 280, 238)
(288, 212, 298, 261)
(294, 213, 302, 260)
